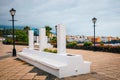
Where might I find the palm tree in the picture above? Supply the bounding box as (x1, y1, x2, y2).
(45, 26, 52, 38)
(23, 26, 30, 34)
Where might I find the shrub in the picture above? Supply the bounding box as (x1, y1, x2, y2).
(67, 41, 77, 48)
(44, 48, 49, 52)
(83, 42, 93, 46)
(3, 38, 12, 44)
(50, 36, 57, 44)
(52, 49, 57, 53)
(15, 30, 28, 43)
(100, 42, 104, 46)
(15, 41, 28, 45)
(3, 29, 28, 45)
(44, 48, 57, 53)
(66, 44, 120, 53)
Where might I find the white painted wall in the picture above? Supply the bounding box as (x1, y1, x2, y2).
(29, 30, 34, 49)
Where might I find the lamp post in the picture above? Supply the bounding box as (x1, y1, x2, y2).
(10, 8, 16, 56)
(55, 25, 57, 36)
(92, 17, 97, 51)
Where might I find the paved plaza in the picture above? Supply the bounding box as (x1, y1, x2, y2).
(0, 42, 120, 80)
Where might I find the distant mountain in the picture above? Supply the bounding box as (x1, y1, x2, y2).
(0, 24, 56, 36)
(0, 24, 24, 30)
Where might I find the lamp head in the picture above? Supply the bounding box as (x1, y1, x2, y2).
(10, 8, 16, 16)
(92, 17, 97, 24)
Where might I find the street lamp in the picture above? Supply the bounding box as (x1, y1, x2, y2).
(55, 25, 57, 36)
(92, 17, 97, 51)
(10, 8, 16, 56)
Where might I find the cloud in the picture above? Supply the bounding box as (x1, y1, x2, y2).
(0, 0, 120, 37)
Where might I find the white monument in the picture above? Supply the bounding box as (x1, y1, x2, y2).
(28, 30, 34, 49)
(57, 24, 66, 54)
(17, 25, 91, 78)
(39, 28, 53, 51)
(34, 36, 39, 45)
(36, 36, 39, 44)
(39, 28, 46, 52)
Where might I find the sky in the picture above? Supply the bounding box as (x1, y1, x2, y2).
(0, 0, 120, 37)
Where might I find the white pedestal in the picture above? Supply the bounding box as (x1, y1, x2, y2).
(17, 48, 91, 78)
(57, 24, 66, 55)
(29, 30, 34, 49)
(39, 28, 46, 52)
(18, 25, 91, 78)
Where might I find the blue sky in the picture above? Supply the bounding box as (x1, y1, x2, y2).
(0, 0, 120, 37)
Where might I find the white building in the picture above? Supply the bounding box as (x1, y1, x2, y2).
(101, 36, 108, 42)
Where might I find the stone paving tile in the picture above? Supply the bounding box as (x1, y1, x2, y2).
(16, 70, 32, 75)
(64, 73, 117, 80)
(33, 75, 47, 80)
(0, 61, 23, 71)
(0, 63, 25, 78)
(17, 66, 34, 75)
(0, 72, 17, 80)
(8, 66, 33, 80)
(0, 48, 120, 80)
(98, 71, 120, 79)
(0, 58, 31, 80)
(9, 74, 24, 80)
(20, 73, 37, 80)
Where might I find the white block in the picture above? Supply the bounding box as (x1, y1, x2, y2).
(29, 30, 34, 49)
(39, 28, 46, 51)
(18, 25, 91, 78)
(17, 48, 91, 78)
(36, 36, 39, 43)
(57, 24, 66, 54)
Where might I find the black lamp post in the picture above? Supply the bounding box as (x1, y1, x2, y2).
(55, 25, 57, 36)
(10, 8, 16, 56)
(92, 17, 97, 51)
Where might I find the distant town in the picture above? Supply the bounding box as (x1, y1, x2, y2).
(66, 35, 120, 43)
(0, 25, 120, 46)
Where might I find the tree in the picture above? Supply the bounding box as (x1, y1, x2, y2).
(67, 41, 77, 48)
(23, 26, 30, 34)
(50, 36, 57, 43)
(83, 42, 93, 46)
(0, 29, 3, 37)
(45, 26, 52, 38)
(15, 30, 28, 42)
(3, 29, 28, 45)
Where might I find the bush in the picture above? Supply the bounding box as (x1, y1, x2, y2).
(3, 39, 28, 45)
(15, 41, 28, 45)
(83, 42, 93, 46)
(52, 49, 57, 53)
(44, 48, 57, 53)
(100, 42, 104, 46)
(66, 43, 120, 53)
(15, 30, 28, 43)
(67, 41, 77, 48)
(50, 37, 57, 44)
(3, 29, 29, 45)
(3, 38, 12, 44)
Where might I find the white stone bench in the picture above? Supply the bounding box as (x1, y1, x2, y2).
(17, 48, 91, 78)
